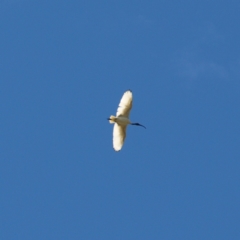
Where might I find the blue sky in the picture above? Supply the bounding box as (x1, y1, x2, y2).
(1, 1, 240, 239)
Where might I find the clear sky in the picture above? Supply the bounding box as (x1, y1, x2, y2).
(1, 1, 240, 239)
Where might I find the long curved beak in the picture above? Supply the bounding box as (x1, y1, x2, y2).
(131, 123, 146, 129)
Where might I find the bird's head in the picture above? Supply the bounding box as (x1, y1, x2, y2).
(107, 115, 116, 123)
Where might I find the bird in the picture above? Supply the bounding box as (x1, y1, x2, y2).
(108, 90, 146, 151)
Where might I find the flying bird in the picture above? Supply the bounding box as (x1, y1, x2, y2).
(108, 90, 146, 151)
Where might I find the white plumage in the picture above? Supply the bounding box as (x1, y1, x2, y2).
(108, 90, 145, 151)
(116, 90, 132, 117)
(113, 124, 127, 151)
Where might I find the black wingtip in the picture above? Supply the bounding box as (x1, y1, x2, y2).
(113, 147, 121, 152)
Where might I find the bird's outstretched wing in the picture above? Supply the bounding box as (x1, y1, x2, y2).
(113, 123, 127, 151)
(116, 90, 133, 117)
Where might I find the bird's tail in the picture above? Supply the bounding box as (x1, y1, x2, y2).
(108, 115, 116, 124)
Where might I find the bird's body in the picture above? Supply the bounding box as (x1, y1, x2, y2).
(108, 90, 145, 151)
(109, 115, 131, 125)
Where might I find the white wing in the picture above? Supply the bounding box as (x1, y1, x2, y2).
(116, 90, 133, 117)
(113, 123, 127, 151)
